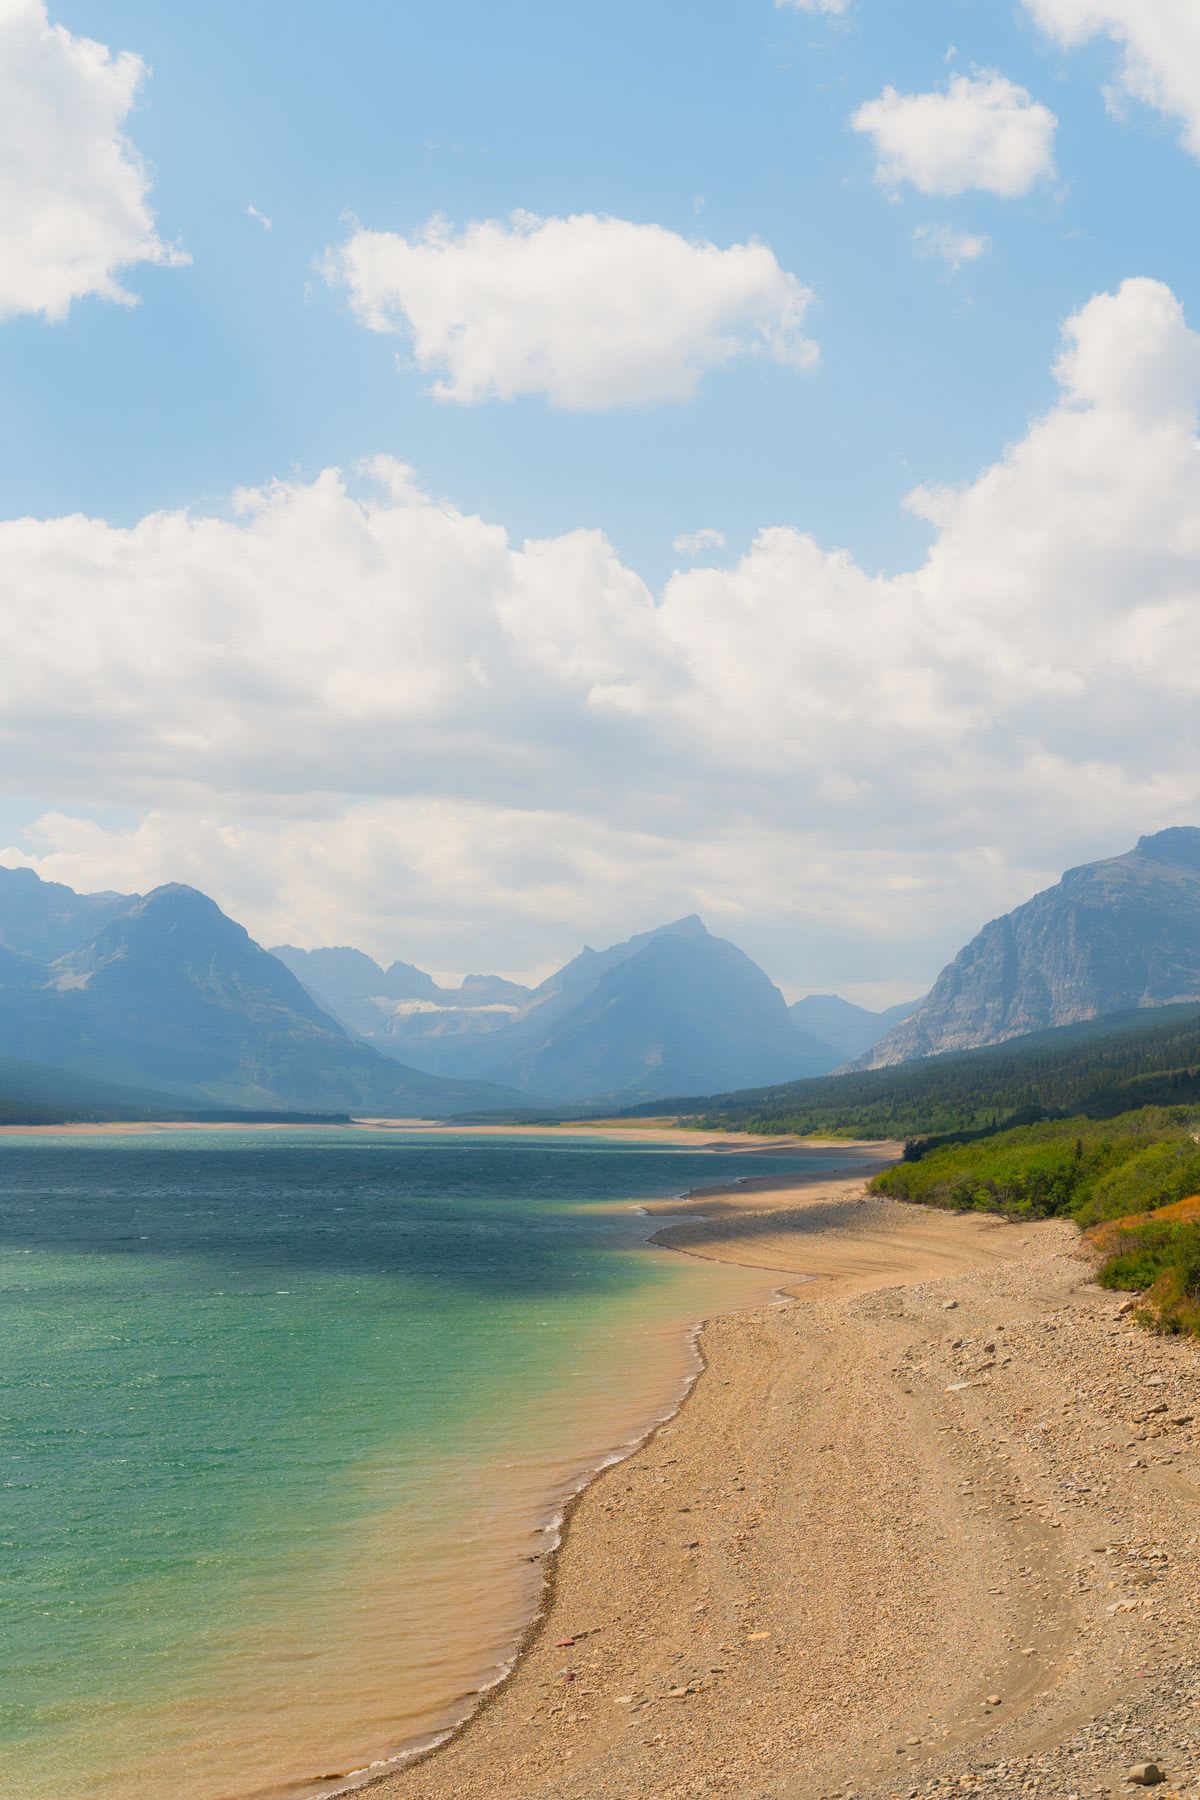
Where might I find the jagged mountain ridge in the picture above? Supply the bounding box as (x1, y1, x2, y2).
(863, 828, 1200, 1068)
(279, 915, 860, 1102)
(0, 870, 525, 1115)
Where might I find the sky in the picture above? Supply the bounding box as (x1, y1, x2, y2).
(2, 0, 1200, 1001)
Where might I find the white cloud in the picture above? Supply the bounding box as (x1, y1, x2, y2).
(673, 528, 727, 557)
(1023, 0, 1200, 157)
(324, 211, 818, 409)
(912, 222, 992, 270)
(776, 0, 852, 12)
(3, 278, 1200, 992)
(245, 203, 272, 232)
(0, 0, 186, 321)
(851, 72, 1058, 197)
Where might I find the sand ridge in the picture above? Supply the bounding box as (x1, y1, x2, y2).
(360, 1173, 1200, 1800)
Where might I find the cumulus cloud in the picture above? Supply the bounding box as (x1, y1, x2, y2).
(673, 528, 727, 557)
(0, 0, 186, 321)
(912, 223, 992, 270)
(851, 72, 1058, 197)
(2, 278, 1200, 990)
(1022, 0, 1200, 157)
(324, 211, 818, 408)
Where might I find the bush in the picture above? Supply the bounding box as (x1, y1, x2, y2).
(873, 1109, 1186, 1220)
(1098, 1221, 1200, 1337)
(1079, 1139, 1200, 1227)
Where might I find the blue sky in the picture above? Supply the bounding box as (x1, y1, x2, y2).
(12, 0, 1194, 576)
(3, 0, 1200, 997)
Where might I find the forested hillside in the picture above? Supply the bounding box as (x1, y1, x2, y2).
(0, 1054, 347, 1126)
(654, 1002, 1200, 1140)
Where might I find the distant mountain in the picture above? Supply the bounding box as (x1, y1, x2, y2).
(271, 944, 535, 1041)
(0, 866, 126, 959)
(0, 870, 525, 1116)
(787, 992, 922, 1063)
(288, 915, 841, 1102)
(863, 828, 1200, 1068)
(271, 944, 442, 1037)
(481, 919, 838, 1101)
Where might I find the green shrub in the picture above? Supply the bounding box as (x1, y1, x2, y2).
(1098, 1221, 1200, 1337)
(873, 1109, 1188, 1220)
(1079, 1139, 1200, 1227)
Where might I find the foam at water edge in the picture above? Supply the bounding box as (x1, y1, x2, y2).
(327, 1317, 711, 1797)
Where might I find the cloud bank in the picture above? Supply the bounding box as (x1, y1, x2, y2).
(852, 72, 1058, 197)
(3, 279, 1199, 985)
(325, 211, 818, 408)
(1024, 0, 1200, 157)
(0, 0, 186, 321)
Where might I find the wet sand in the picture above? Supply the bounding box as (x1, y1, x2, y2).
(349, 1120, 857, 1148)
(365, 1175, 1200, 1800)
(0, 1118, 828, 1146)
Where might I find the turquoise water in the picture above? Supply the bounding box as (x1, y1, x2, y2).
(0, 1128, 847, 1799)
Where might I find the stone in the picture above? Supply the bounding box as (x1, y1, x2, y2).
(1125, 1764, 1165, 1786)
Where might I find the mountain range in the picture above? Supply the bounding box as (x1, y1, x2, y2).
(0, 869, 909, 1114)
(275, 917, 911, 1102)
(0, 869, 523, 1116)
(862, 828, 1200, 1068)
(6, 825, 1196, 1120)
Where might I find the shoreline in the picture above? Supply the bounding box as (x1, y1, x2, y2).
(335, 1149, 898, 1796)
(362, 1176, 1200, 1800)
(0, 1117, 848, 1146)
(309, 1148, 896, 1798)
(334, 1320, 721, 1796)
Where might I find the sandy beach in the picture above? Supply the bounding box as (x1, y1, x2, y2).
(364, 1167, 1200, 1800)
(0, 1118, 814, 1145)
(349, 1119, 838, 1148)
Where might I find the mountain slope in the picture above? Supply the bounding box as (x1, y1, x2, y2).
(0, 1053, 344, 1125)
(640, 1000, 1200, 1142)
(864, 828, 1200, 1068)
(0, 874, 524, 1115)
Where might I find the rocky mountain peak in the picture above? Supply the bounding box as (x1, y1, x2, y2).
(1133, 826, 1200, 869)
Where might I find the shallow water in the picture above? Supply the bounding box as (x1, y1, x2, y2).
(0, 1129, 851, 1799)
